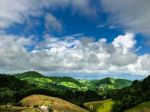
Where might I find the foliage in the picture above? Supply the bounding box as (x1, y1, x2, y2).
(111, 75, 150, 112)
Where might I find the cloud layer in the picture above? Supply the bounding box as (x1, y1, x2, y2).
(0, 32, 149, 76)
(0, 0, 150, 77)
(101, 0, 150, 35)
(0, 0, 95, 29)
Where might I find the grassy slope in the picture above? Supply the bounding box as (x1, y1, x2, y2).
(84, 99, 114, 112)
(125, 102, 150, 112)
(20, 94, 89, 112)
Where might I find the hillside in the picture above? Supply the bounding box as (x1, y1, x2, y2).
(15, 71, 132, 92)
(110, 75, 150, 112)
(20, 94, 89, 112)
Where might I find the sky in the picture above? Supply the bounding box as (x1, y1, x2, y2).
(0, 0, 150, 79)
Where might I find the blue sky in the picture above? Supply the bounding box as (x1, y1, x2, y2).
(0, 0, 150, 79)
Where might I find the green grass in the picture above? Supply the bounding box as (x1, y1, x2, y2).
(22, 77, 53, 87)
(84, 99, 115, 112)
(125, 102, 150, 112)
(59, 82, 81, 89)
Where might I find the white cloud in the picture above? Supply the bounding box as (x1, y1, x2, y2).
(101, 0, 150, 35)
(0, 0, 96, 29)
(0, 0, 41, 29)
(113, 32, 136, 53)
(0, 32, 150, 76)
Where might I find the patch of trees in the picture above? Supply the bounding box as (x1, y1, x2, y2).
(0, 74, 35, 104)
(109, 75, 150, 112)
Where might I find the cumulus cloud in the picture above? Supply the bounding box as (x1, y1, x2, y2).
(0, 32, 150, 76)
(101, 0, 150, 35)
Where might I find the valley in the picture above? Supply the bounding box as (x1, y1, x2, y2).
(0, 71, 150, 112)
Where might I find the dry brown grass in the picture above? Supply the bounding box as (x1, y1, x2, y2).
(0, 105, 40, 112)
(20, 94, 89, 112)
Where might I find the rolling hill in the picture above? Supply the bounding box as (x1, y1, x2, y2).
(14, 71, 132, 92)
(20, 94, 89, 112)
(0, 94, 89, 112)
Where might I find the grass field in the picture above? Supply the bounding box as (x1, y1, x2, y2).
(84, 99, 114, 112)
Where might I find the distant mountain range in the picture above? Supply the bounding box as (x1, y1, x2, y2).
(14, 71, 132, 91)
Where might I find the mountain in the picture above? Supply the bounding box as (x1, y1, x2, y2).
(13, 71, 132, 91)
(13, 71, 132, 94)
(14, 71, 44, 78)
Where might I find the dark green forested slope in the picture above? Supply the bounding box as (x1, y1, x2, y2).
(109, 75, 150, 112)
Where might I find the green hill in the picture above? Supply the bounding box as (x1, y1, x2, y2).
(14, 71, 44, 78)
(14, 71, 82, 90)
